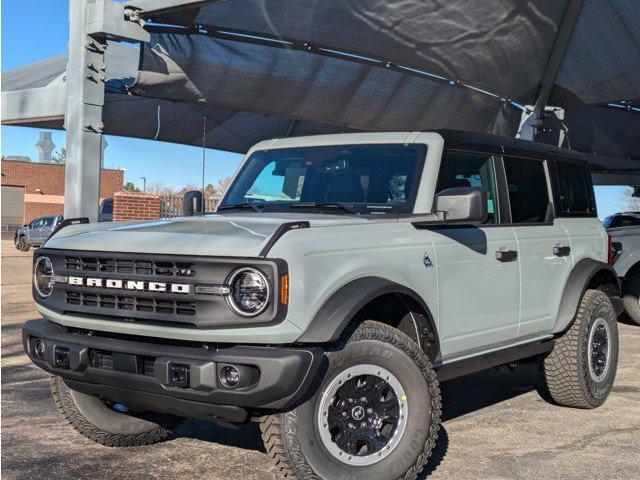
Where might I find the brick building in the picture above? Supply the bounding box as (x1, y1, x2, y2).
(1, 159, 124, 227)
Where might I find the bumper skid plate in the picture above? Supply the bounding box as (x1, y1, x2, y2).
(23, 319, 324, 424)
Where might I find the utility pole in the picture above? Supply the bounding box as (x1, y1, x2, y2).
(140, 176, 147, 193)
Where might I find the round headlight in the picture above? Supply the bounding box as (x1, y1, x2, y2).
(33, 256, 54, 297)
(226, 267, 271, 316)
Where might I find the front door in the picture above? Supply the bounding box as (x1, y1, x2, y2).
(28, 218, 43, 245)
(431, 151, 519, 360)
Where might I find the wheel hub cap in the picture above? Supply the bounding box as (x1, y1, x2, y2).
(588, 318, 611, 383)
(317, 364, 407, 466)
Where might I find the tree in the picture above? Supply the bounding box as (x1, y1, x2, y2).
(51, 148, 66, 164)
(622, 187, 640, 211)
(123, 181, 141, 193)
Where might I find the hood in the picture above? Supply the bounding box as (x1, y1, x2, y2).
(43, 213, 371, 257)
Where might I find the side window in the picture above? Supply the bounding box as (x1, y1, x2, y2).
(556, 162, 596, 215)
(32, 219, 43, 229)
(503, 157, 550, 224)
(436, 151, 499, 223)
(43, 217, 54, 227)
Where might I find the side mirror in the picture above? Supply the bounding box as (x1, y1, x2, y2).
(433, 187, 488, 223)
(183, 190, 204, 216)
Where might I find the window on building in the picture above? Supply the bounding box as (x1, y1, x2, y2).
(503, 157, 550, 224)
(436, 151, 499, 223)
(556, 162, 596, 215)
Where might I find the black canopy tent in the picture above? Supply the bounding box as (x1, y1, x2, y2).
(1, 0, 638, 219)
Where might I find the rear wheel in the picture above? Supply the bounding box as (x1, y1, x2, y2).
(260, 321, 441, 480)
(51, 375, 181, 447)
(622, 274, 640, 325)
(539, 289, 618, 409)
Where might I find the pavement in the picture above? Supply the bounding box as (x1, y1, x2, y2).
(1, 239, 639, 479)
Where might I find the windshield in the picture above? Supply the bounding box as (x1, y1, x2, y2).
(219, 144, 426, 215)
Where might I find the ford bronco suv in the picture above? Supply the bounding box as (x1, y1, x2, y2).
(24, 131, 621, 480)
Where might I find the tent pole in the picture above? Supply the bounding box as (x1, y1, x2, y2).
(524, 0, 584, 141)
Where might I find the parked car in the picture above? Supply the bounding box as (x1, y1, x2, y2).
(14, 215, 63, 251)
(604, 211, 640, 325)
(24, 131, 621, 480)
(98, 198, 114, 222)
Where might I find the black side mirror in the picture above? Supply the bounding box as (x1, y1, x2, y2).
(434, 187, 488, 223)
(183, 190, 204, 216)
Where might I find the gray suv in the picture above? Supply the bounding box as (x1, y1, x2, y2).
(14, 215, 62, 251)
(23, 131, 621, 480)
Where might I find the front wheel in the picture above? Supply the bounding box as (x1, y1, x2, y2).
(16, 235, 29, 251)
(260, 321, 441, 480)
(51, 375, 181, 447)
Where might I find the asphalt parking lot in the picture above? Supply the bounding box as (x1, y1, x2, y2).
(2, 239, 639, 480)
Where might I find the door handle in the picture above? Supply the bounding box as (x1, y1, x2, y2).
(495, 249, 518, 262)
(553, 245, 571, 257)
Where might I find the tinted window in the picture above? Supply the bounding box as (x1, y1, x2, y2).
(436, 151, 499, 223)
(504, 157, 550, 224)
(556, 162, 596, 215)
(32, 219, 44, 229)
(604, 215, 640, 228)
(101, 200, 113, 215)
(43, 217, 54, 227)
(221, 144, 426, 215)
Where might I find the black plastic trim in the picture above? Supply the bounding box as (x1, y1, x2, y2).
(297, 277, 440, 359)
(258, 221, 310, 258)
(554, 258, 621, 333)
(434, 339, 555, 381)
(23, 319, 324, 415)
(49, 217, 90, 239)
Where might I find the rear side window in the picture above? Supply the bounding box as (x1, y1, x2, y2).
(43, 217, 54, 227)
(503, 157, 550, 224)
(436, 151, 499, 224)
(556, 162, 596, 215)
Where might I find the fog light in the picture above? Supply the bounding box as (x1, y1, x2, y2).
(33, 338, 46, 359)
(220, 365, 241, 388)
(170, 363, 190, 389)
(54, 347, 70, 369)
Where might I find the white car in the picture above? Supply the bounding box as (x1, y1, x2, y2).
(604, 212, 640, 325)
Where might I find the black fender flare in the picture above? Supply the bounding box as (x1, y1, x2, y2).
(554, 258, 621, 333)
(296, 277, 439, 356)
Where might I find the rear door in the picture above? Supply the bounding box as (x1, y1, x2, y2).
(502, 156, 573, 338)
(431, 151, 520, 359)
(41, 217, 56, 242)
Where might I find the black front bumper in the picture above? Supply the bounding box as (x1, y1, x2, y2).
(23, 319, 324, 424)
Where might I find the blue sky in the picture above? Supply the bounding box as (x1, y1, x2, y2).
(0, 0, 630, 217)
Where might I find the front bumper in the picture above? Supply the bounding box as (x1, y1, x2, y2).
(23, 319, 324, 424)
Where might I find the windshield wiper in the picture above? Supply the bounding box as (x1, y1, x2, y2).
(290, 202, 356, 214)
(218, 202, 264, 212)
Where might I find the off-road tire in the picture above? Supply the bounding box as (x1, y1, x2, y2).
(260, 321, 442, 480)
(51, 375, 181, 447)
(540, 289, 618, 409)
(16, 235, 29, 251)
(622, 274, 640, 325)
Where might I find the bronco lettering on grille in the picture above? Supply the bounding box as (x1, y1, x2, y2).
(67, 276, 190, 294)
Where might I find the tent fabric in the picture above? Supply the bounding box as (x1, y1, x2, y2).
(149, 0, 568, 103)
(552, 0, 640, 107)
(134, 32, 520, 140)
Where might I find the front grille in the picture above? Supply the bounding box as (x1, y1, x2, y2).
(65, 256, 195, 277)
(66, 291, 196, 316)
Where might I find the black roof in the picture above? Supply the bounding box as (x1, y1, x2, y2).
(432, 129, 590, 165)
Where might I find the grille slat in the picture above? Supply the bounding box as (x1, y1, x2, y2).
(66, 292, 196, 316)
(65, 256, 195, 277)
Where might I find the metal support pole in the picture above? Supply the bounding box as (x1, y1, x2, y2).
(522, 0, 584, 141)
(64, 0, 150, 221)
(64, 0, 107, 222)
